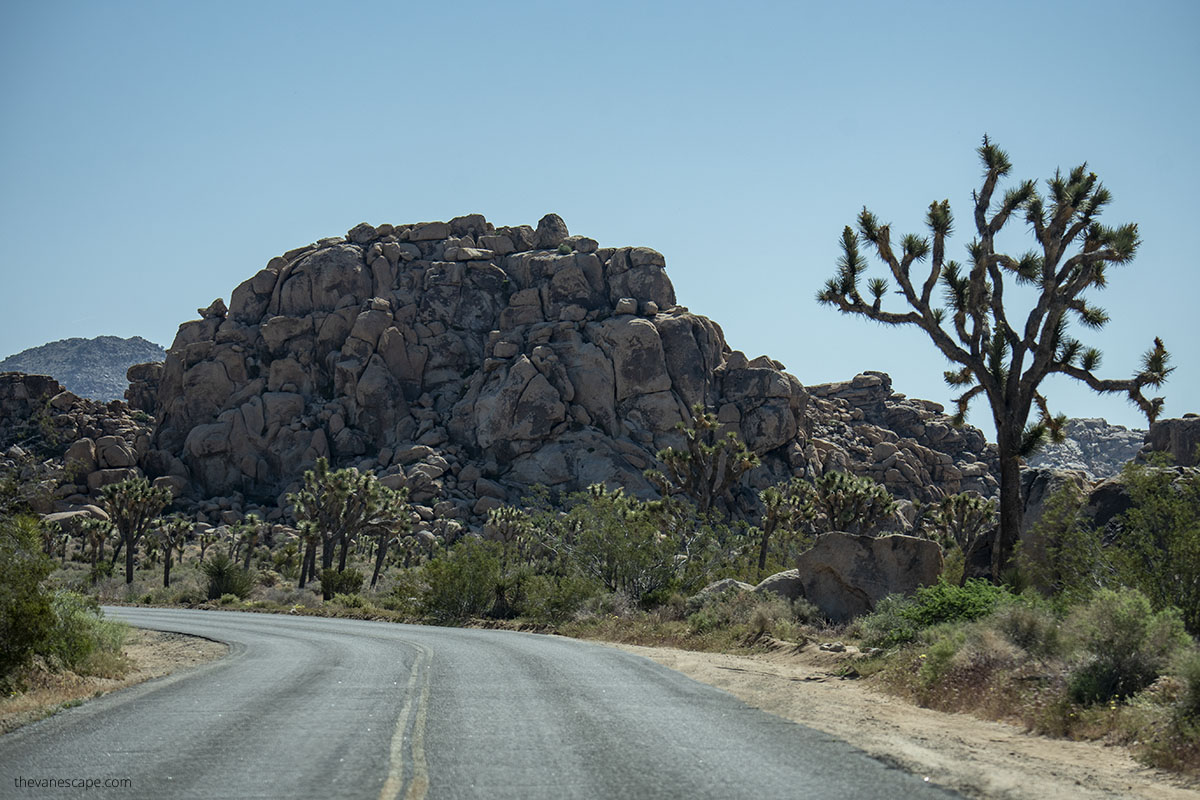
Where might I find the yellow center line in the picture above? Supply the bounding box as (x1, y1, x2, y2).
(379, 643, 432, 800)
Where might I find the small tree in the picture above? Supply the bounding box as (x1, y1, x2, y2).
(100, 477, 171, 584)
(819, 137, 1170, 578)
(156, 515, 192, 588)
(926, 492, 997, 585)
(756, 477, 812, 576)
(805, 471, 896, 535)
(287, 458, 409, 591)
(646, 404, 759, 515)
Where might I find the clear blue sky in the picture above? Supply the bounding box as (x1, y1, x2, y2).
(2, 0, 1196, 440)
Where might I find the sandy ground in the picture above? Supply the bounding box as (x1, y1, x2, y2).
(0, 629, 228, 735)
(612, 640, 1200, 800)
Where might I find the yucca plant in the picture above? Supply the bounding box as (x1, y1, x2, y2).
(818, 137, 1171, 579)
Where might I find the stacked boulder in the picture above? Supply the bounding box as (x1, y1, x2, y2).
(0, 372, 159, 512)
(803, 372, 998, 502)
(142, 214, 1000, 529)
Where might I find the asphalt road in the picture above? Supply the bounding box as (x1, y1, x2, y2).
(1, 608, 959, 799)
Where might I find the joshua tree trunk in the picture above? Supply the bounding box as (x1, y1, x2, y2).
(993, 439, 1024, 582)
(370, 531, 390, 589)
(163, 549, 173, 588)
(125, 534, 136, 584)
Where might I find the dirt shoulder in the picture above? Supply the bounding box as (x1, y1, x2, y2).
(0, 629, 228, 735)
(611, 641, 1200, 800)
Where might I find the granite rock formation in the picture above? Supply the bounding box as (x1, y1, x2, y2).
(1027, 418, 1145, 479)
(0, 372, 160, 512)
(137, 215, 1000, 529)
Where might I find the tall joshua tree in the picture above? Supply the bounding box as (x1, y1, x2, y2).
(100, 477, 172, 584)
(818, 137, 1171, 580)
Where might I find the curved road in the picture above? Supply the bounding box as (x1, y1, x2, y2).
(1, 608, 957, 799)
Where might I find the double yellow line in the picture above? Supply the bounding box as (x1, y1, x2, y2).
(380, 642, 432, 800)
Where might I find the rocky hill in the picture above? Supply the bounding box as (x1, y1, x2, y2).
(1026, 418, 1145, 479)
(131, 214, 999, 528)
(0, 336, 164, 402)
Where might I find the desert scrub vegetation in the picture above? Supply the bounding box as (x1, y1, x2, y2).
(854, 583, 1200, 775)
(1, 514, 128, 692)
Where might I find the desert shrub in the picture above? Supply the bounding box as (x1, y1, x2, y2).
(988, 600, 1062, 659)
(857, 579, 1013, 649)
(421, 539, 501, 622)
(218, 593, 240, 606)
(1177, 651, 1200, 721)
(1066, 587, 1191, 705)
(857, 594, 923, 649)
(42, 591, 126, 675)
(380, 570, 426, 617)
(330, 593, 365, 608)
(319, 568, 363, 601)
(905, 579, 1011, 628)
(1016, 482, 1108, 605)
(518, 572, 600, 625)
(173, 586, 206, 606)
(201, 552, 254, 600)
(918, 630, 965, 688)
(0, 515, 55, 686)
(1110, 463, 1200, 634)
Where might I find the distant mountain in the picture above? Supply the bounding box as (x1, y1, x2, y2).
(0, 336, 165, 402)
(1026, 417, 1145, 479)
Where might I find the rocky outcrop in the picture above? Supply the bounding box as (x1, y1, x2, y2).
(1027, 418, 1145, 479)
(136, 215, 1002, 530)
(0, 336, 165, 402)
(803, 372, 999, 502)
(782, 533, 943, 622)
(0, 373, 158, 513)
(1140, 415, 1200, 467)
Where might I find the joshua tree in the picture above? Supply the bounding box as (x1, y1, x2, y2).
(156, 514, 192, 588)
(287, 457, 410, 577)
(100, 476, 171, 584)
(369, 487, 412, 590)
(646, 404, 760, 515)
(818, 137, 1170, 579)
(756, 477, 811, 577)
(924, 492, 997, 585)
(805, 471, 897, 536)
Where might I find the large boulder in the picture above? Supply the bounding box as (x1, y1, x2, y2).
(792, 533, 944, 623)
(1142, 415, 1200, 467)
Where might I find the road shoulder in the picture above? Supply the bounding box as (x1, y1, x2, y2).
(611, 641, 1200, 800)
(0, 629, 228, 735)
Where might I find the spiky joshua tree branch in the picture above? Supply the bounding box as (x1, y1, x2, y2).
(818, 136, 1171, 580)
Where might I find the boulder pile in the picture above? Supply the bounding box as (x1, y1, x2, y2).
(0, 372, 157, 512)
(128, 214, 1000, 529)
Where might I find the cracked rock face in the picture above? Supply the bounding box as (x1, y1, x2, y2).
(133, 214, 996, 528)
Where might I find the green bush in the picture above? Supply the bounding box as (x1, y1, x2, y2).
(421, 539, 502, 622)
(857, 579, 1012, 649)
(919, 630, 966, 688)
(1111, 464, 1200, 634)
(330, 592, 365, 608)
(201, 552, 255, 600)
(857, 594, 923, 649)
(1066, 588, 1190, 704)
(1177, 651, 1200, 721)
(517, 572, 599, 625)
(319, 568, 363, 601)
(42, 592, 127, 674)
(988, 599, 1062, 659)
(905, 579, 1011, 628)
(0, 515, 55, 686)
(380, 569, 426, 617)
